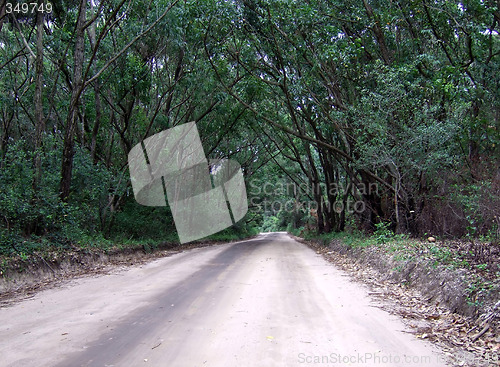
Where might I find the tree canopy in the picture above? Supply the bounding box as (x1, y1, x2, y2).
(0, 0, 499, 252)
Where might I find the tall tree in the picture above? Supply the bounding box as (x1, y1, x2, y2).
(33, 0, 45, 190)
(60, 0, 87, 200)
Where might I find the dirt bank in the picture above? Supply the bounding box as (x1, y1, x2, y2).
(0, 239, 249, 307)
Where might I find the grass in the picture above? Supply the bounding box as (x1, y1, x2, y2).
(295, 226, 493, 272)
(293, 229, 373, 248)
(0, 226, 258, 276)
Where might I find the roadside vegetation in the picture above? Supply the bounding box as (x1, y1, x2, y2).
(293, 226, 499, 305)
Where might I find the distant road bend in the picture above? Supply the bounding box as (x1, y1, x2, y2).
(0, 232, 447, 366)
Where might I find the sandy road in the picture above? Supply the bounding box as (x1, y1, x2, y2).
(0, 232, 448, 367)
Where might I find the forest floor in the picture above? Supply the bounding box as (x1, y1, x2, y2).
(296, 234, 500, 367)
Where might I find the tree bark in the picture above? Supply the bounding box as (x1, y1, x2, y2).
(60, 0, 87, 200)
(33, 0, 45, 190)
(90, 82, 101, 164)
(88, 1, 101, 165)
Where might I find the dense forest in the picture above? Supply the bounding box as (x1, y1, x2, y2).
(0, 0, 499, 254)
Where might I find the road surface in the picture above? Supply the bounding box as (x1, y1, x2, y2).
(0, 232, 447, 366)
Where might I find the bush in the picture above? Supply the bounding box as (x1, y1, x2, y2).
(107, 198, 176, 241)
(373, 221, 395, 244)
(260, 215, 279, 232)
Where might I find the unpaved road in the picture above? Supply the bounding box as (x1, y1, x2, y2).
(0, 232, 448, 366)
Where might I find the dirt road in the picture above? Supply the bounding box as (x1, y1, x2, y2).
(0, 232, 448, 366)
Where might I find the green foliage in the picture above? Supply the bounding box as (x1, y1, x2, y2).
(465, 276, 496, 308)
(260, 216, 280, 233)
(0, 135, 124, 254)
(0, 138, 64, 234)
(108, 199, 176, 241)
(372, 221, 395, 244)
(452, 181, 500, 239)
(206, 223, 258, 242)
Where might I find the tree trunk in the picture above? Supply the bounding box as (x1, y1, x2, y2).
(358, 170, 384, 231)
(88, 3, 101, 165)
(33, 0, 45, 190)
(303, 142, 325, 234)
(60, 0, 87, 201)
(91, 82, 101, 164)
